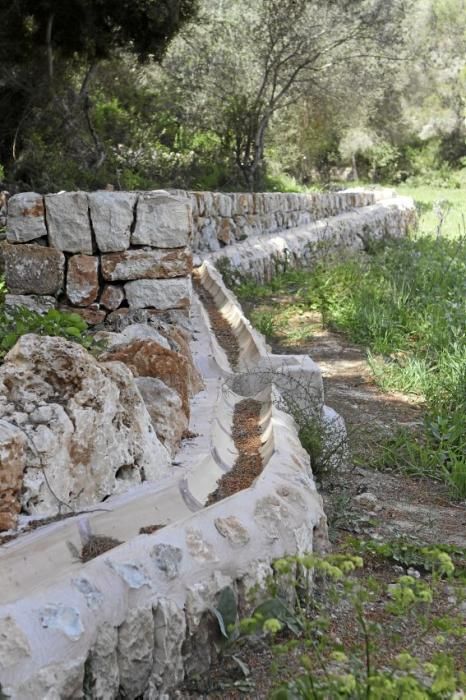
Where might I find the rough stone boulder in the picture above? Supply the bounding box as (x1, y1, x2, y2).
(101, 339, 194, 418)
(135, 377, 188, 456)
(0, 335, 170, 529)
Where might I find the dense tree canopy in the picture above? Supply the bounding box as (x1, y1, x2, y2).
(0, 0, 465, 192)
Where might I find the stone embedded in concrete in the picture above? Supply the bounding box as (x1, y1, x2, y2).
(0, 421, 27, 532)
(0, 616, 31, 670)
(151, 543, 183, 579)
(101, 247, 192, 281)
(185, 528, 216, 563)
(45, 191, 93, 254)
(131, 190, 191, 248)
(254, 494, 290, 541)
(6, 192, 46, 243)
(214, 516, 250, 548)
(101, 339, 192, 417)
(4, 294, 56, 315)
(3, 243, 65, 295)
(124, 277, 192, 311)
(100, 283, 125, 311)
(0, 334, 170, 517)
(72, 577, 104, 611)
(117, 606, 154, 699)
(66, 254, 99, 306)
(107, 561, 150, 589)
(136, 377, 188, 456)
(88, 191, 137, 252)
(39, 604, 83, 641)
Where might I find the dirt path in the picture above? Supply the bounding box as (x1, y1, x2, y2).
(179, 301, 466, 699)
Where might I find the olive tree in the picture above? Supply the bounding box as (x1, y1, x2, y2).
(163, 0, 410, 190)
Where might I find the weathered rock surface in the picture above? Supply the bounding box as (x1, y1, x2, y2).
(101, 247, 192, 281)
(136, 377, 188, 455)
(66, 254, 99, 306)
(101, 339, 193, 417)
(3, 243, 65, 295)
(4, 294, 56, 314)
(6, 192, 47, 243)
(0, 421, 27, 531)
(124, 277, 192, 310)
(45, 192, 93, 254)
(88, 191, 137, 252)
(0, 334, 170, 518)
(59, 304, 107, 325)
(100, 283, 125, 311)
(131, 191, 191, 248)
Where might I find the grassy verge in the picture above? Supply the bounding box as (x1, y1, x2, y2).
(229, 190, 466, 497)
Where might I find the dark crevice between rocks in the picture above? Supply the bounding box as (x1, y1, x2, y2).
(193, 277, 240, 369)
(207, 398, 263, 504)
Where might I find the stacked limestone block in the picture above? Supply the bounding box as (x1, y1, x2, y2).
(177, 189, 387, 251)
(3, 190, 193, 323)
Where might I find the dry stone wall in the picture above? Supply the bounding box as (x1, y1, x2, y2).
(2, 190, 193, 324)
(174, 187, 395, 251)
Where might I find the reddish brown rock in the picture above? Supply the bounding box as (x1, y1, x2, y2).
(101, 248, 192, 282)
(0, 422, 27, 532)
(3, 243, 65, 295)
(159, 325, 204, 396)
(66, 255, 99, 306)
(100, 284, 125, 311)
(101, 340, 192, 417)
(60, 305, 107, 326)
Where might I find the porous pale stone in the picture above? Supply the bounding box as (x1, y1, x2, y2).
(66, 254, 99, 306)
(0, 616, 31, 670)
(0, 421, 27, 531)
(136, 377, 188, 456)
(151, 543, 183, 579)
(100, 283, 125, 311)
(45, 191, 93, 254)
(84, 625, 119, 699)
(88, 191, 137, 252)
(4, 294, 56, 315)
(101, 339, 192, 417)
(147, 599, 186, 695)
(185, 528, 216, 562)
(117, 607, 154, 699)
(214, 516, 250, 548)
(0, 334, 170, 516)
(6, 192, 46, 243)
(131, 190, 191, 248)
(101, 247, 192, 281)
(3, 242, 65, 295)
(124, 277, 192, 310)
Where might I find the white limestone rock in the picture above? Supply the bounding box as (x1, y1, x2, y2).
(45, 191, 93, 254)
(124, 277, 192, 310)
(131, 190, 191, 248)
(6, 192, 47, 243)
(136, 377, 188, 456)
(84, 625, 120, 700)
(117, 607, 154, 699)
(89, 191, 137, 252)
(4, 294, 56, 315)
(0, 334, 170, 516)
(0, 616, 31, 671)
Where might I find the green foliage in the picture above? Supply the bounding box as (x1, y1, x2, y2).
(0, 307, 97, 360)
(234, 551, 466, 699)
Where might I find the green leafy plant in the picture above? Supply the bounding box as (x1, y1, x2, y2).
(232, 551, 466, 699)
(0, 307, 96, 360)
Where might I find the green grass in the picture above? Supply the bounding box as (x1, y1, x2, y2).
(230, 190, 466, 496)
(397, 181, 466, 240)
